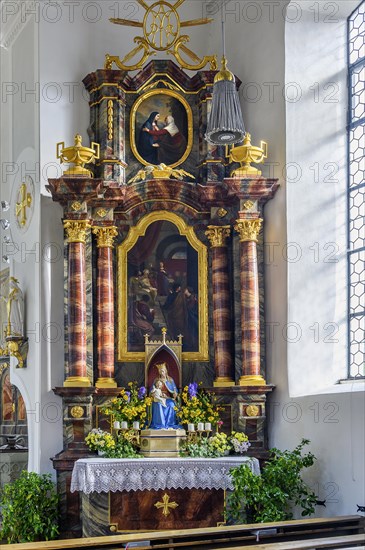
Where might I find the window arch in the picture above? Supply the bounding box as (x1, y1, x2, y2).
(347, 1, 365, 378)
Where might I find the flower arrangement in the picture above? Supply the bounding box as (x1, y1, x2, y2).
(85, 428, 116, 453)
(85, 428, 142, 458)
(230, 431, 251, 454)
(209, 432, 231, 455)
(176, 382, 222, 427)
(100, 382, 152, 427)
(180, 430, 250, 458)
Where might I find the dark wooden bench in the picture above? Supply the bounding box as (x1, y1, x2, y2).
(5, 515, 364, 550)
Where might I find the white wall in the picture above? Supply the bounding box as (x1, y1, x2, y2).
(210, 0, 364, 518)
(273, 0, 364, 516)
(0, 5, 63, 476)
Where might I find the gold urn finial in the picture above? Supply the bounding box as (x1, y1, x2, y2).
(56, 134, 100, 177)
(227, 133, 268, 178)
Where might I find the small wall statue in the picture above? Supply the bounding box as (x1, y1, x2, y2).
(1, 277, 28, 368)
(6, 277, 24, 338)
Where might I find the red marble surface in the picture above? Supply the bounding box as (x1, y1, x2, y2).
(96, 247, 115, 379)
(211, 246, 233, 380)
(68, 242, 87, 378)
(240, 240, 261, 378)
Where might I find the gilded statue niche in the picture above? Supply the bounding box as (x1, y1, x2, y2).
(118, 212, 208, 362)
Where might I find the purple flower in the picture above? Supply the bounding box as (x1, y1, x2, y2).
(138, 386, 147, 399)
(188, 382, 198, 398)
(125, 391, 131, 402)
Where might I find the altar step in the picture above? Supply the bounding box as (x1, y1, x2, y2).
(4, 515, 364, 550)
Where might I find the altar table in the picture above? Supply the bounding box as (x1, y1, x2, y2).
(71, 457, 259, 536)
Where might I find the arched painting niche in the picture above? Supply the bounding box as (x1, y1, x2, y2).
(118, 212, 208, 362)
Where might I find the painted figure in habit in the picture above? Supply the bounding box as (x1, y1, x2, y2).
(143, 115, 186, 165)
(149, 362, 180, 429)
(184, 286, 198, 350)
(162, 282, 186, 339)
(157, 261, 170, 296)
(138, 111, 161, 164)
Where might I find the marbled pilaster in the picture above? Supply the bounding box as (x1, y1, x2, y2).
(205, 226, 234, 386)
(92, 226, 118, 388)
(234, 218, 265, 386)
(64, 220, 91, 387)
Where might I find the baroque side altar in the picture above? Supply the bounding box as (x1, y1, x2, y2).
(47, 6, 279, 536)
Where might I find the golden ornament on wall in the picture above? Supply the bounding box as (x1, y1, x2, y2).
(70, 406, 84, 419)
(106, 0, 217, 72)
(246, 405, 260, 417)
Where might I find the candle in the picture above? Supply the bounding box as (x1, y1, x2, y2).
(133, 421, 140, 430)
(120, 421, 128, 430)
(204, 422, 211, 431)
(197, 422, 204, 431)
(187, 423, 195, 432)
(113, 421, 120, 430)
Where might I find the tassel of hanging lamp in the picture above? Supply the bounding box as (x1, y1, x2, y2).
(205, 4, 245, 145)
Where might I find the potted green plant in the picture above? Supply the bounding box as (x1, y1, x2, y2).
(0, 471, 59, 543)
(228, 439, 317, 523)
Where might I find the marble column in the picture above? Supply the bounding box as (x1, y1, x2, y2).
(234, 218, 266, 386)
(64, 220, 91, 387)
(92, 226, 118, 388)
(205, 226, 234, 386)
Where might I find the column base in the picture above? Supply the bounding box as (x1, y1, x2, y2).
(64, 376, 91, 387)
(238, 375, 266, 386)
(213, 377, 235, 387)
(95, 377, 118, 388)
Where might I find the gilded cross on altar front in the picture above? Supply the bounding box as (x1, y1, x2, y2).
(154, 493, 179, 516)
(15, 183, 32, 228)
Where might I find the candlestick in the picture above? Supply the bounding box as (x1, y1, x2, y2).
(120, 421, 128, 430)
(188, 423, 195, 432)
(113, 421, 120, 430)
(204, 422, 211, 431)
(197, 422, 204, 431)
(133, 421, 140, 430)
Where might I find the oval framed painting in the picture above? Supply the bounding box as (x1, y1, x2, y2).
(130, 89, 193, 168)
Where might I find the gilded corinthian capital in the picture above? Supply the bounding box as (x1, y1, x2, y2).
(63, 220, 91, 244)
(205, 226, 231, 248)
(92, 226, 118, 248)
(234, 219, 262, 243)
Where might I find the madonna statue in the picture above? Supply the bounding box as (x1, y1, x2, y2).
(149, 362, 181, 429)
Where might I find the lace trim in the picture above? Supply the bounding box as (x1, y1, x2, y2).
(71, 457, 260, 494)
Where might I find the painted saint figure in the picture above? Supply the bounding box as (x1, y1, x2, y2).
(149, 362, 180, 429)
(143, 115, 186, 165)
(6, 277, 24, 338)
(137, 111, 161, 165)
(157, 261, 170, 296)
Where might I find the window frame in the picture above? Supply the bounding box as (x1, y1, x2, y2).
(347, 0, 365, 379)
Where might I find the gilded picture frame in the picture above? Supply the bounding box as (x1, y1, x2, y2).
(130, 89, 193, 168)
(118, 211, 208, 362)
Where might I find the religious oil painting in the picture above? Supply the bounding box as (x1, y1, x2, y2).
(130, 90, 193, 168)
(118, 212, 208, 362)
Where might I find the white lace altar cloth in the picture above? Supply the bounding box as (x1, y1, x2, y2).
(71, 457, 260, 494)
